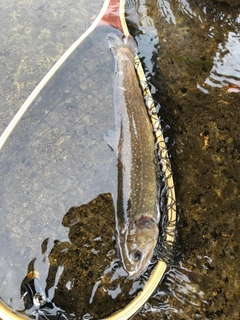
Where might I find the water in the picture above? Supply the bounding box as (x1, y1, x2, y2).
(133, 0, 240, 319)
(1, 0, 240, 319)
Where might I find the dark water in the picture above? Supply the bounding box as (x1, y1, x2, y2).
(128, 0, 240, 319)
(0, 0, 240, 319)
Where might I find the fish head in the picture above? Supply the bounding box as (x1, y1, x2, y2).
(118, 217, 159, 279)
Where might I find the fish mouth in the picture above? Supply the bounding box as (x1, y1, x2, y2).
(127, 270, 139, 280)
(118, 224, 158, 279)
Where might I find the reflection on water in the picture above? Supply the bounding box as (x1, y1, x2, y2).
(137, 261, 208, 318)
(205, 32, 240, 89)
(157, 0, 176, 24)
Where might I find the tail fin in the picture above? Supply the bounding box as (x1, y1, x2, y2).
(107, 33, 138, 56)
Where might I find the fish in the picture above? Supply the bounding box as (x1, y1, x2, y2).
(107, 32, 160, 279)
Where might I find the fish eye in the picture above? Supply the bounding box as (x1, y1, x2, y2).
(133, 250, 142, 261)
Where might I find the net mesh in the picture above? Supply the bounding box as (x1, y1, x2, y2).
(134, 55, 177, 267)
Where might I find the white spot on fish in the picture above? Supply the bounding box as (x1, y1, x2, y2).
(131, 118, 138, 139)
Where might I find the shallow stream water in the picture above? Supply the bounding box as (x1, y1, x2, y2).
(0, 0, 240, 319)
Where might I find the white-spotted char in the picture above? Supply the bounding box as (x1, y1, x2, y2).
(108, 32, 160, 279)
